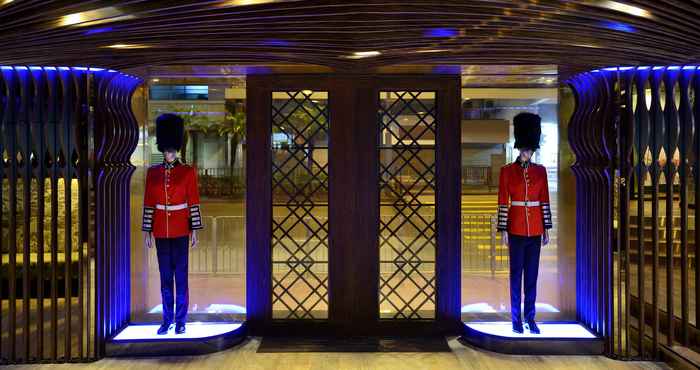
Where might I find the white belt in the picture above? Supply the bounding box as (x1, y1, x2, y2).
(155, 203, 188, 211)
(511, 201, 540, 207)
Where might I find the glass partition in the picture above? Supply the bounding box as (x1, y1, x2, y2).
(460, 88, 564, 321)
(130, 74, 247, 323)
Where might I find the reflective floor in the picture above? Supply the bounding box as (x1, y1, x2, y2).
(7, 337, 668, 370)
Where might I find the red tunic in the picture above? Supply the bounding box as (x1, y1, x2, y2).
(497, 158, 552, 237)
(142, 160, 203, 238)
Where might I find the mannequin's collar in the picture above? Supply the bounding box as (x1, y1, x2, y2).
(515, 156, 530, 168)
(163, 158, 181, 169)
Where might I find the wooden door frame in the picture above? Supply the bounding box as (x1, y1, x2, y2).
(246, 74, 461, 336)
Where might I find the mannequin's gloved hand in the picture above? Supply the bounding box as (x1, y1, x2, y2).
(143, 231, 153, 249)
(190, 230, 198, 249)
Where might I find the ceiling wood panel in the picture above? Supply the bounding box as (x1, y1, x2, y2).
(0, 0, 697, 77)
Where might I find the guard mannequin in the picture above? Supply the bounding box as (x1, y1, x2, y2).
(497, 112, 552, 335)
(142, 113, 204, 335)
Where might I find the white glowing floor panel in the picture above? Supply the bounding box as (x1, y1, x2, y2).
(113, 322, 242, 341)
(465, 322, 596, 339)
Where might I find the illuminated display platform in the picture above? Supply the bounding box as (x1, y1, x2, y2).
(461, 321, 603, 355)
(465, 322, 596, 339)
(106, 322, 246, 357)
(113, 322, 243, 341)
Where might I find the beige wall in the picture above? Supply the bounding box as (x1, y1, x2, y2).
(461, 119, 509, 143)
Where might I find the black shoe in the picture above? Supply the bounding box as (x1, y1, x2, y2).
(512, 321, 524, 334)
(157, 323, 172, 335)
(526, 320, 540, 334)
(175, 323, 186, 334)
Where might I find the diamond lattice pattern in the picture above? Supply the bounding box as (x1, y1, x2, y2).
(378, 91, 437, 319)
(271, 90, 330, 319)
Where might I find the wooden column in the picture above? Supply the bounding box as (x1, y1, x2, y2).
(328, 76, 379, 332)
(245, 75, 273, 330)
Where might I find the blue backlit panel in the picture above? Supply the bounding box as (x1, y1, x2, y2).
(112, 322, 242, 341)
(464, 321, 596, 339)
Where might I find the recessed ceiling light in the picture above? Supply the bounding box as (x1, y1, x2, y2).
(571, 43, 602, 48)
(103, 43, 150, 49)
(218, 0, 291, 7)
(346, 51, 381, 59)
(151, 78, 160, 83)
(592, 1, 652, 19)
(415, 49, 443, 53)
(1, 0, 14, 6)
(58, 7, 134, 27)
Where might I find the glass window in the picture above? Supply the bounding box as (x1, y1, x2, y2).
(149, 85, 209, 100)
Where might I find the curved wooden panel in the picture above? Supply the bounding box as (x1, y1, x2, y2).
(0, 1, 698, 74)
(0, 66, 140, 364)
(92, 69, 140, 358)
(569, 66, 700, 360)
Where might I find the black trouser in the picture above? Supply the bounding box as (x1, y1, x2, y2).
(508, 233, 542, 324)
(155, 236, 189, 325)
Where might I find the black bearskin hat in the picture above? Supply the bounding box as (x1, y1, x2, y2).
(155, 113, 185, 152)
(513, 112, 541, 150)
